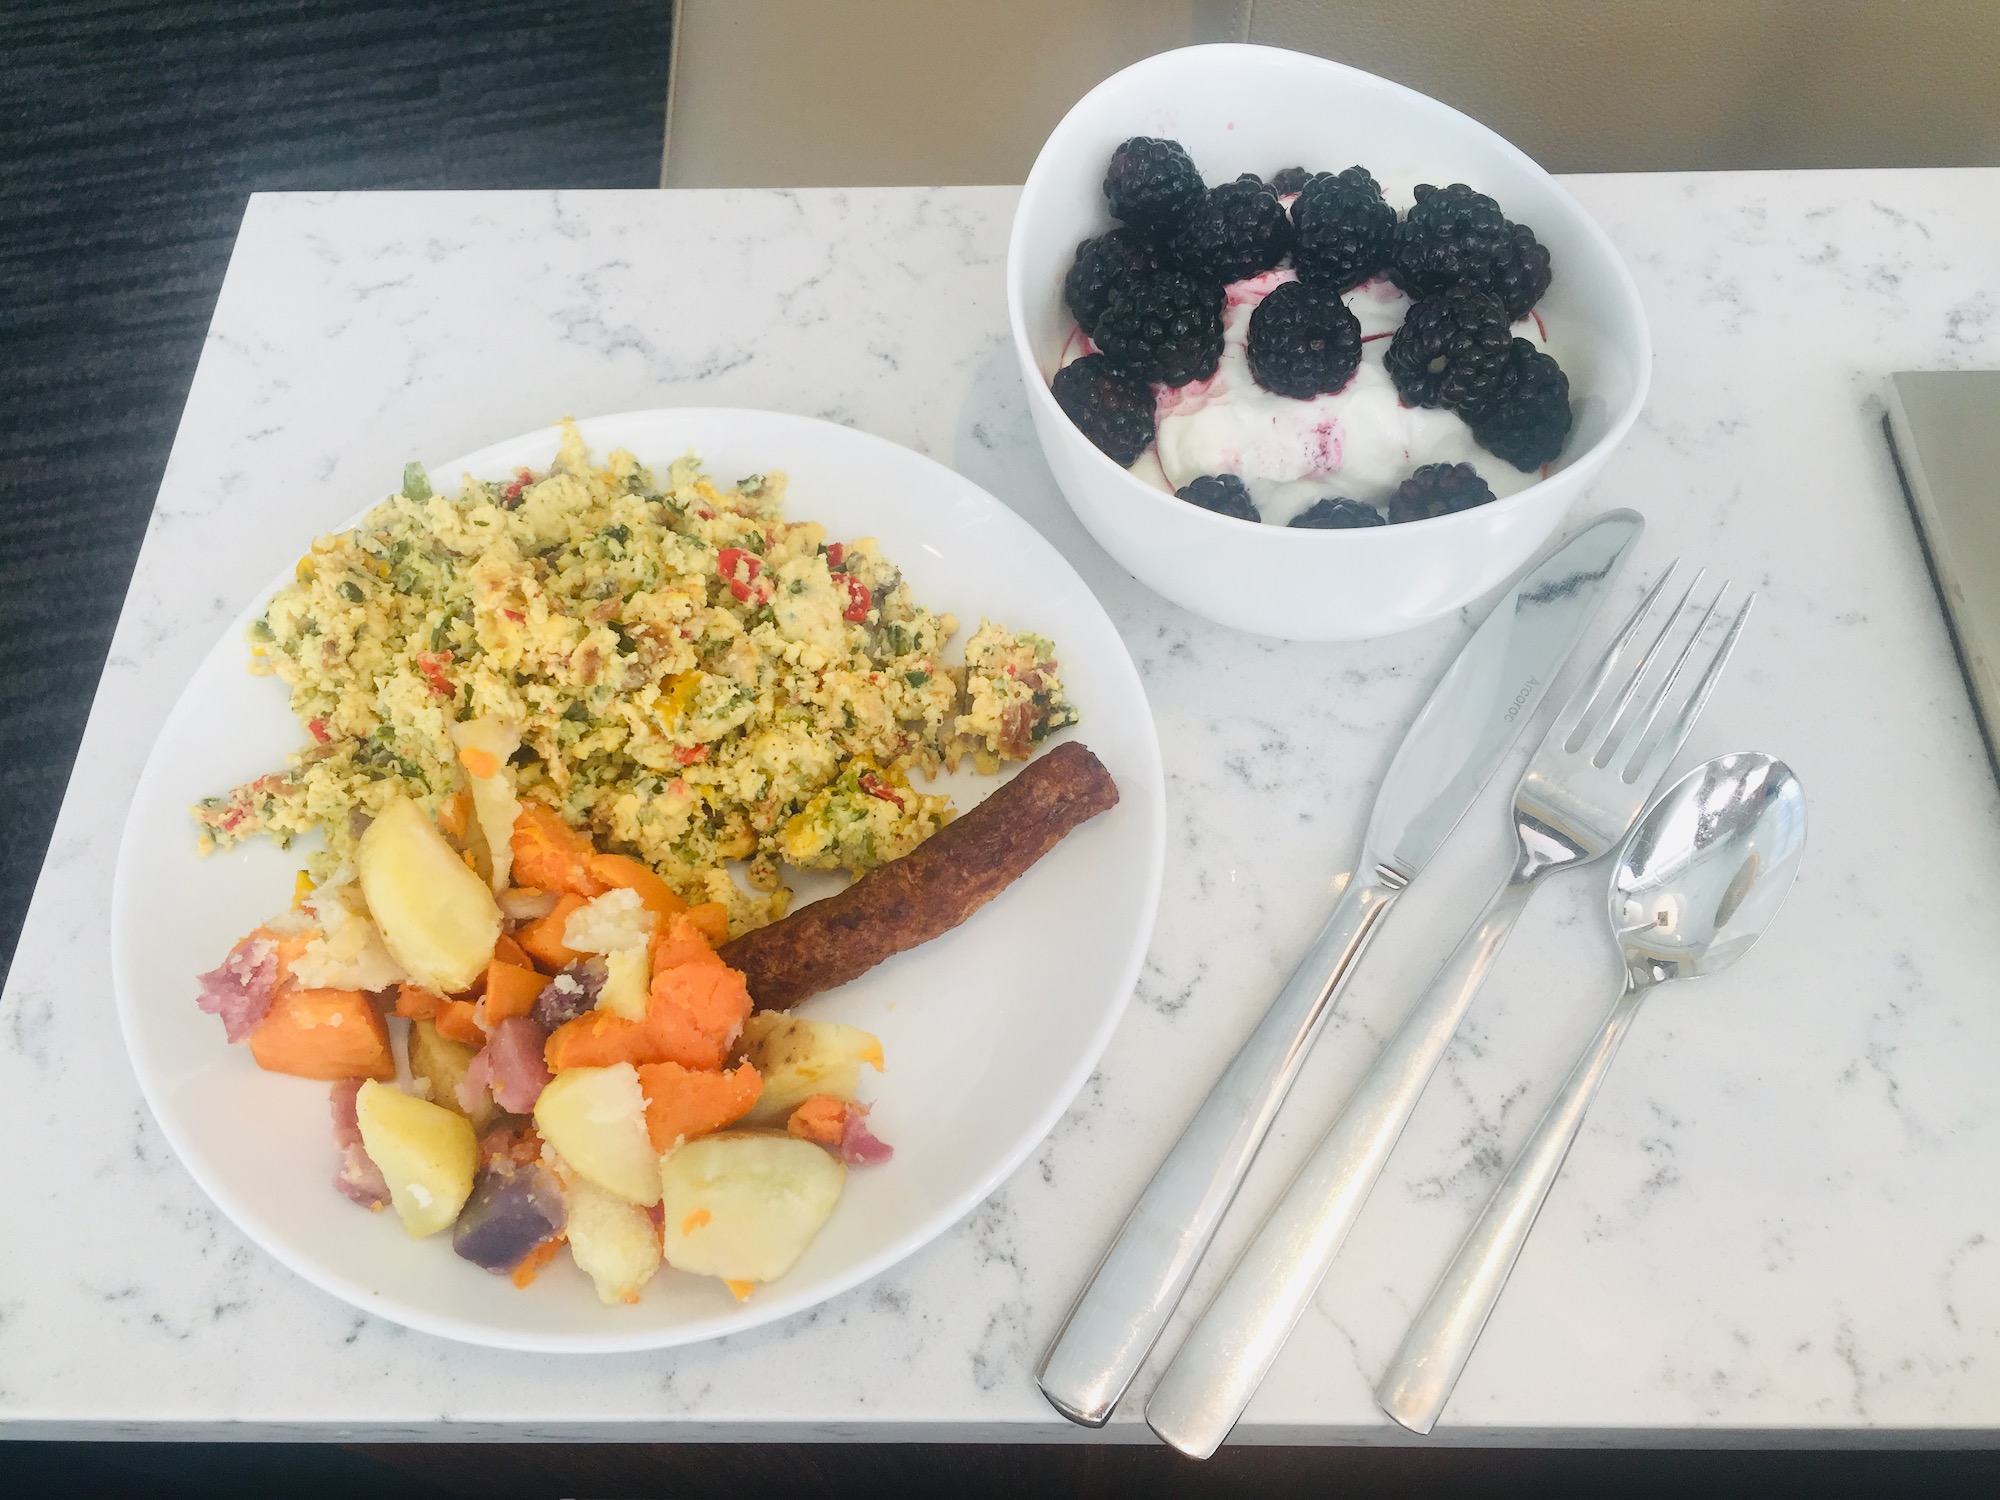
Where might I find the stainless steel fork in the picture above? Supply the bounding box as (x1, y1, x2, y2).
(1144, 566, 1754, 1458)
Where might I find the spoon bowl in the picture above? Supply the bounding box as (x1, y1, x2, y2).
(1611, 751, 1808, 988)
(1377, 751, 1806, 1433)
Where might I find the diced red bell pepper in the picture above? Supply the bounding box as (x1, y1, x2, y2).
(717, 547, 770, 604)
(857, 771, 905, 811)
(414, 651, 455, 697)
(840, 574, 871, 623)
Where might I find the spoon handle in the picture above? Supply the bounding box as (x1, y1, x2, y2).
(1145, 856, 1539, 1459)
(1377, 982, 1647, 1435)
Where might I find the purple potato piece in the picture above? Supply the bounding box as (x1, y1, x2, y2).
(531, 957, 606, 1031)
(452, 1159, 566, 1274)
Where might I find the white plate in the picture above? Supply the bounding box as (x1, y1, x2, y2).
(112, 408, 1165, 1352)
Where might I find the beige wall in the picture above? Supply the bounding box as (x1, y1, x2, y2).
(663, 0, 2000, 188)
(663, 1, 1242, 189)
(1254, 0, 2000, 173)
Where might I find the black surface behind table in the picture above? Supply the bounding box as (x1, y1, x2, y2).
(0, 0, 673, 991)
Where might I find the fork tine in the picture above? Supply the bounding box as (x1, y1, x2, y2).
(1547, 564, 1681, 749)
(1604, 581, 1727, 767)
(1622, 592, 1755, 788)
(1575, 567, 1707, 758)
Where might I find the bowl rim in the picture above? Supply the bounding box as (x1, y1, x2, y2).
(1004, 41, 1653, 544)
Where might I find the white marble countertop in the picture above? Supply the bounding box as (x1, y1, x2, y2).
(6, 172, 2000, 1443)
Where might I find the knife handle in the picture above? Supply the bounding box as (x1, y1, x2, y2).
(1144, 857, 1538, 1457)
(1036, 870, 1403, 1428)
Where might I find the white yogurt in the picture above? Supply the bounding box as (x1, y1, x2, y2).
(1154, 271, 1547, 523)
(1062, 267, 1551, 525)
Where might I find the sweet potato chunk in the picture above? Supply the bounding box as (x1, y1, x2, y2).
(586, 853, 686, 926)
(639, 1060, 763, 1152)
(785, 1094, 847, 1148)
(484, 959, 544, 1024)
(543, 950, 752, 1073)
(650, 907, 726, 970)
(395, 981, 443, 1020)
(509, 801, 607, 899)
(249, 987, 393, 1081)
(517, 892, 589, 970)
(434, 998, 483, 1046)
(684, 902, 729, 947)
(650, 952, 753, 1063)
(491, 932, 535, 971)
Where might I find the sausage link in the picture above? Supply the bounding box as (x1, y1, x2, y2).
(720, 741, 1119, 1010)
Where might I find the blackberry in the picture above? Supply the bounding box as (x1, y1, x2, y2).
(1104, 137, 1205, 230)
(1247, 280, 1363, 398)
(1167, 174, 1293, 285)
(1384, 285, 1514, 411)
(1291, 166, 1398, 292)
(1501, 222, 1554, 317)
(1468, 339, 1573, 470)
(1269, 165, 1313, 196)
(1095, 272, 1225, 387)
(1289, 497, 1385, 529)
(1063, 227, 1165, 334)
(1389, 183, 1552, 320)
(1176, 474, 1260, 522)
(1051, 355, 1156, 467)
(1387, 462, 1497, 524)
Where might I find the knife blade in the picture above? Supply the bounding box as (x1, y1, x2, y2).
(1035, 508, 1643, 1428)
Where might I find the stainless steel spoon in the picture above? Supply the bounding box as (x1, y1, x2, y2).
(1377, 750, 1807, 1434)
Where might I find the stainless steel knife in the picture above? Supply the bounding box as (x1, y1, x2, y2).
(1035, 508, 1644, 1428)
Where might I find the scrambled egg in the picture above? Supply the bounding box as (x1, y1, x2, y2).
(196, 424, 1078, 933)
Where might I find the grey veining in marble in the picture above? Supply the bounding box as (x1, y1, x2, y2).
(4, 173, 2000, 1441)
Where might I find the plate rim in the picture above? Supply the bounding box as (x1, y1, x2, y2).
(110, 405, 1166, 1352)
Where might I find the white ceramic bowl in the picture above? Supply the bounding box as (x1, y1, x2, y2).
(1006, 44, 1651, 641)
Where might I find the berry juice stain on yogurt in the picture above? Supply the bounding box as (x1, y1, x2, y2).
(1148, 272, 1548, 524)
(1305, 417, 1343, 475)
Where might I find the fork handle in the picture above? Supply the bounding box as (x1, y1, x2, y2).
(1144, 856, 1539, 1458)
(1377, 981, 1645, 1435)
(1037, 871, 1403, 1427)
